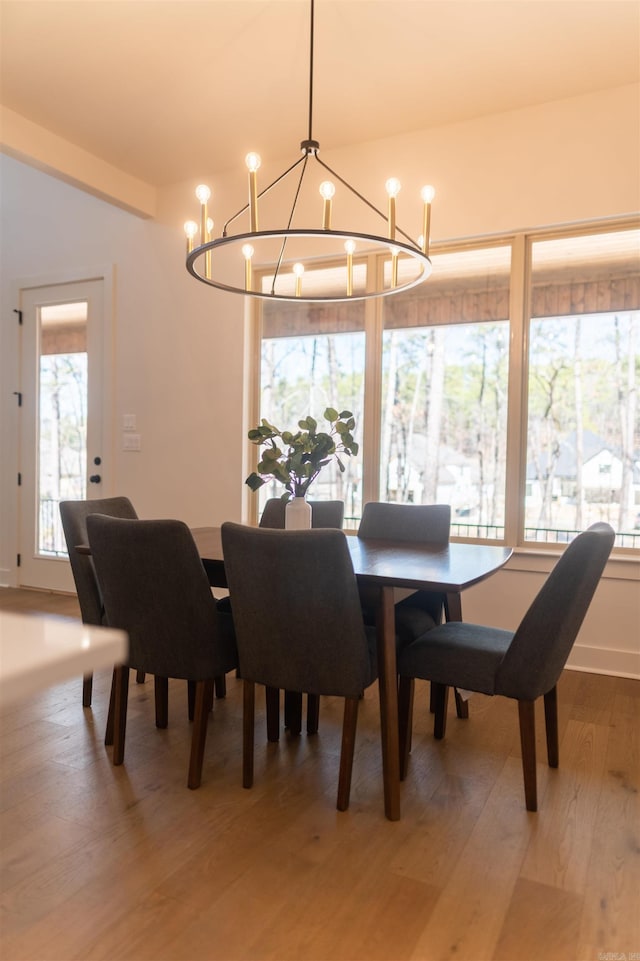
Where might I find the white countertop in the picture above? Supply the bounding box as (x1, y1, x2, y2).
(0, 611, 128, 707)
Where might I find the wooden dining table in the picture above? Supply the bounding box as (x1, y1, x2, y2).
(191, 526, 513, 821)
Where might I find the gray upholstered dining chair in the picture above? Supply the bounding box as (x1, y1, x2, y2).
(87, 514, 238, 789)
(259, 497, 345, 530)
(220, 522, 378, 811)
(357, 501, 464, 729)
(60, 496, 139, 707)
(259, 496, 345, 736)
(397, 522, 615, 811)
(357, 501, 451, 647)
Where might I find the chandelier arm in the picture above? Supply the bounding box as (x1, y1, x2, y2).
(270, 153, 311, 294)
(314, 155, 417, 248)
(222, 153, 308, 236)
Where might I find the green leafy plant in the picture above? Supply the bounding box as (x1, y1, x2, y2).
(245, 407, 359, 498)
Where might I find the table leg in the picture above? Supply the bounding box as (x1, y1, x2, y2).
(377, 585, 401, 821)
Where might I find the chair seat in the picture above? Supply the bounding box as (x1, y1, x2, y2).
(398, 622, 514, 695)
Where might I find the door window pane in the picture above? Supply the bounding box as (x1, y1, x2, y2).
(381, 245, 511, 539)
(38, 302, 88, 555)
(525, 229, 640, 547)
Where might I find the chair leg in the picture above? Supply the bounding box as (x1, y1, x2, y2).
(112, 666, 130, 766)
(285, 691, 302, 735)
(82, 672, 93, 708)
(105, 667, 117, 746)
(188, 679, 213, 789)
(214, 674, 227, 698)
(136, 670, 146, 684)
(243, 679, 255, 789)
(433, 683, 449, 740)
(454, 688, 469, 719)
(398, 676, 414, 781)
(337, 696, 360, 811)
(154, 676, 169, 728)
(187, 680, 196, 721)
(307, 694, 320, 735)
(544, 686, 559, 768)
(265, 686, 280, 742)
(518, 699, 538, 812)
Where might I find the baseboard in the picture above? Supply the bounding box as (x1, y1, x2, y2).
(567, 642, 640, 679)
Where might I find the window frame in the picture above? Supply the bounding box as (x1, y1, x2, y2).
(248, 216, 639, 560)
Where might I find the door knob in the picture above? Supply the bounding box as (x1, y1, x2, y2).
(89, 474, 101, 484)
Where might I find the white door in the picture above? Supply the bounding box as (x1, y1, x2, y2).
(18, 279, 108, 591)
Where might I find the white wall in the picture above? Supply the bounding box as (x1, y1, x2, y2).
(2, 84, 638, 675)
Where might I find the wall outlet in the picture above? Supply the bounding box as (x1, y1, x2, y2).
(123, 414, 136, 431)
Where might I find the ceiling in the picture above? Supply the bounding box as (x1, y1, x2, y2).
(1, 0, 639, 189)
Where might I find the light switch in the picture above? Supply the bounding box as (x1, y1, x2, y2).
(123, 414, 136, 431)
(122, 433, 141, 451)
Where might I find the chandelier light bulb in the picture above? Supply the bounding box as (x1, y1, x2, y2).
(319, 181, 336, 200)
(385, 178, 401, 198)
(386, 178, 400, 240)
(421, 184, 435, 256)
(320, 180, 335, 229)
(389, 246, 400, 289)
(242, 244, 254, 292)
(184, 220, 198, 255)
(293, 262, 304, 297)
(195, 184, 211, 204)
(246, 153, 261, 231)
(345, 240, 355, 296)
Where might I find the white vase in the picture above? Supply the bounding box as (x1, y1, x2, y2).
(285, 495, 312, 530)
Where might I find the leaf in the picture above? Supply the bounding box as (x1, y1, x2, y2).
(339, 410, 353, 419)
(324, 407, 339, 422)
(245, 472, 265, 491)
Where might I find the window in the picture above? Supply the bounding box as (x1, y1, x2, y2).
(525, 230, 639, 548)
(259, 263, 365, 524)
(380, 245, 511, 539)
(254, 221, 639, 550)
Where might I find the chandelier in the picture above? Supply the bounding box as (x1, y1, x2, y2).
(184, 0, 434, 303)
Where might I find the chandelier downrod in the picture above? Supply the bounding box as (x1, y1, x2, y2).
(307, 0, 315, 145)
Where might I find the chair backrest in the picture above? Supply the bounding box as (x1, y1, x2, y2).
(259, 497, 344, 530)
(496, 523, 615, 700)
(221, 522, 374, 698)
(86, 515, 237, 680)
(59, 497, 138, 625)
(358, 502, 450, 544)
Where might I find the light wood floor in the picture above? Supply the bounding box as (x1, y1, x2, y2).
(1, 586, 638, 961)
